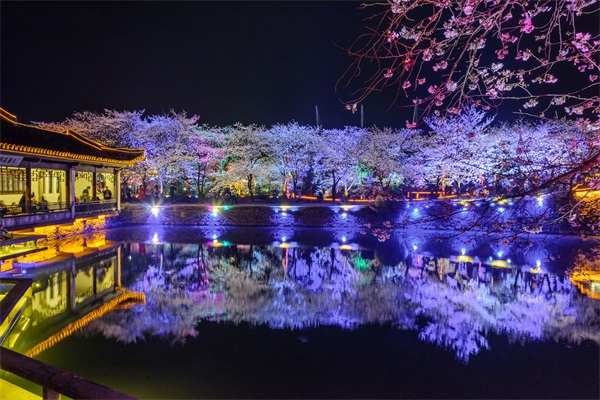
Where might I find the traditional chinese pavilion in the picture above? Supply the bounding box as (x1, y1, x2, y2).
(0, 108, 144, 230)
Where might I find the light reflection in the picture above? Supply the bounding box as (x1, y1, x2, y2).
(90, 235, 599, 363)
(6, 230, 598, 366)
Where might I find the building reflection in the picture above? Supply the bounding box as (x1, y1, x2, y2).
(2, 233, 144, 355)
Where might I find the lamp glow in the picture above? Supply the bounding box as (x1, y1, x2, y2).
(151, 206, 159, 217)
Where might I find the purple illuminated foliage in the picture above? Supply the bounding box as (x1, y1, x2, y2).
(83, 239, 600, 362)
(37, 107, 600, 234)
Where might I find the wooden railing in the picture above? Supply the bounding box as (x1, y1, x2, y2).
(0, 347, 137, 400)
(74, 200, 117, 215)
(1, 201, 72, 217)
(0, 277, 137, 400)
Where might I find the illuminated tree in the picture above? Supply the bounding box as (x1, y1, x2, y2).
(225, 123, 270, 200)
(421, 105, 495, 195)
(35, 109, 146, 148)
(143, 112, 201, 191)
(362, 127, 412, 194)
(35, 109, 206, 193)
(263, 122, 318, 195)
(35, 110, 150, 189)
(485, 118, 598, 198)
(340, 0, 600, 121)
(186, 125, 227, 197)
(313, 127, 370, 201)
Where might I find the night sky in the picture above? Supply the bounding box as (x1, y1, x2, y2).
(2, 1, 390, 128)
(1, 1, 597, 129)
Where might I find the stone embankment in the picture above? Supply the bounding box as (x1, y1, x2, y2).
(110, 199, 573, 235)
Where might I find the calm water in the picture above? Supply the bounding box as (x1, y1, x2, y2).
(5, 226, 600, 398)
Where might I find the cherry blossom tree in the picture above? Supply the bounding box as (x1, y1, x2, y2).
(35, 109, 205, 194)
(362, 126, 425, 198)
(340, 0, 600, 121)
(143, 112, 201, 192)
(485, 118, 598, 198)
(35, 109, 147, 148)
(186, 125, 227, 198)
(35, 110, 150, 189)
(313, 127, 370, 201)
(421, 105, 495, 195)
(224, 123, 270, 201)
(263, 122, 318, 196)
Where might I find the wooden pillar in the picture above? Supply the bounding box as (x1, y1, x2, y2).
(92, 170, 98, 201)
(116, 246, 122, 287)
(69, 167, 76, 218)
(43, 387, 61, 400)
(25, 163, 32, 212)
(115, 169, 121, 211)
(69, 259, 77, 311)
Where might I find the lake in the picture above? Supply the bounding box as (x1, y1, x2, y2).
(4, 226, 599, 399)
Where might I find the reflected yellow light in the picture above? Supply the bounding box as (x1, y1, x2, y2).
(16, 247, 57, 263)
(491, 259, 508, 268)
(25, 290, 146, 358)
(58, 236, 85, 253)
(569, 271, 600, 300)
(572, 185, 600, 199)
(85, 231, 107, 248)
(0, 296, 29, 344)
(279, 243, 291, 249)
(455, 255, 474, 263)
(1, 259, 14, 272)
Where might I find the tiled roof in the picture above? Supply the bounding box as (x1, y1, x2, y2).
(0, 109, 145, 166)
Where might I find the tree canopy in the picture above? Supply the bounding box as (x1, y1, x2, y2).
(339, 0, 600, 123)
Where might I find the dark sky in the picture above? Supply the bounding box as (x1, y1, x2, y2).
(2, 1, 406, 128)
(2, 1, 598, 128)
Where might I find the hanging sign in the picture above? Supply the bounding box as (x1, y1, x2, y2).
(0, 153, 24, 166)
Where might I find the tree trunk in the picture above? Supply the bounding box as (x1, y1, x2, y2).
(331, 172, 337, 202)
(196, 164, 202, 197)
(247, 173, 254, 202)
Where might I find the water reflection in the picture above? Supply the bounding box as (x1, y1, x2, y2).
(3, 242, 145, 355)
(77, 227, 600, 362)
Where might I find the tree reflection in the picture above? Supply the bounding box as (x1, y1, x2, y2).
(83, 237, 600, 362)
